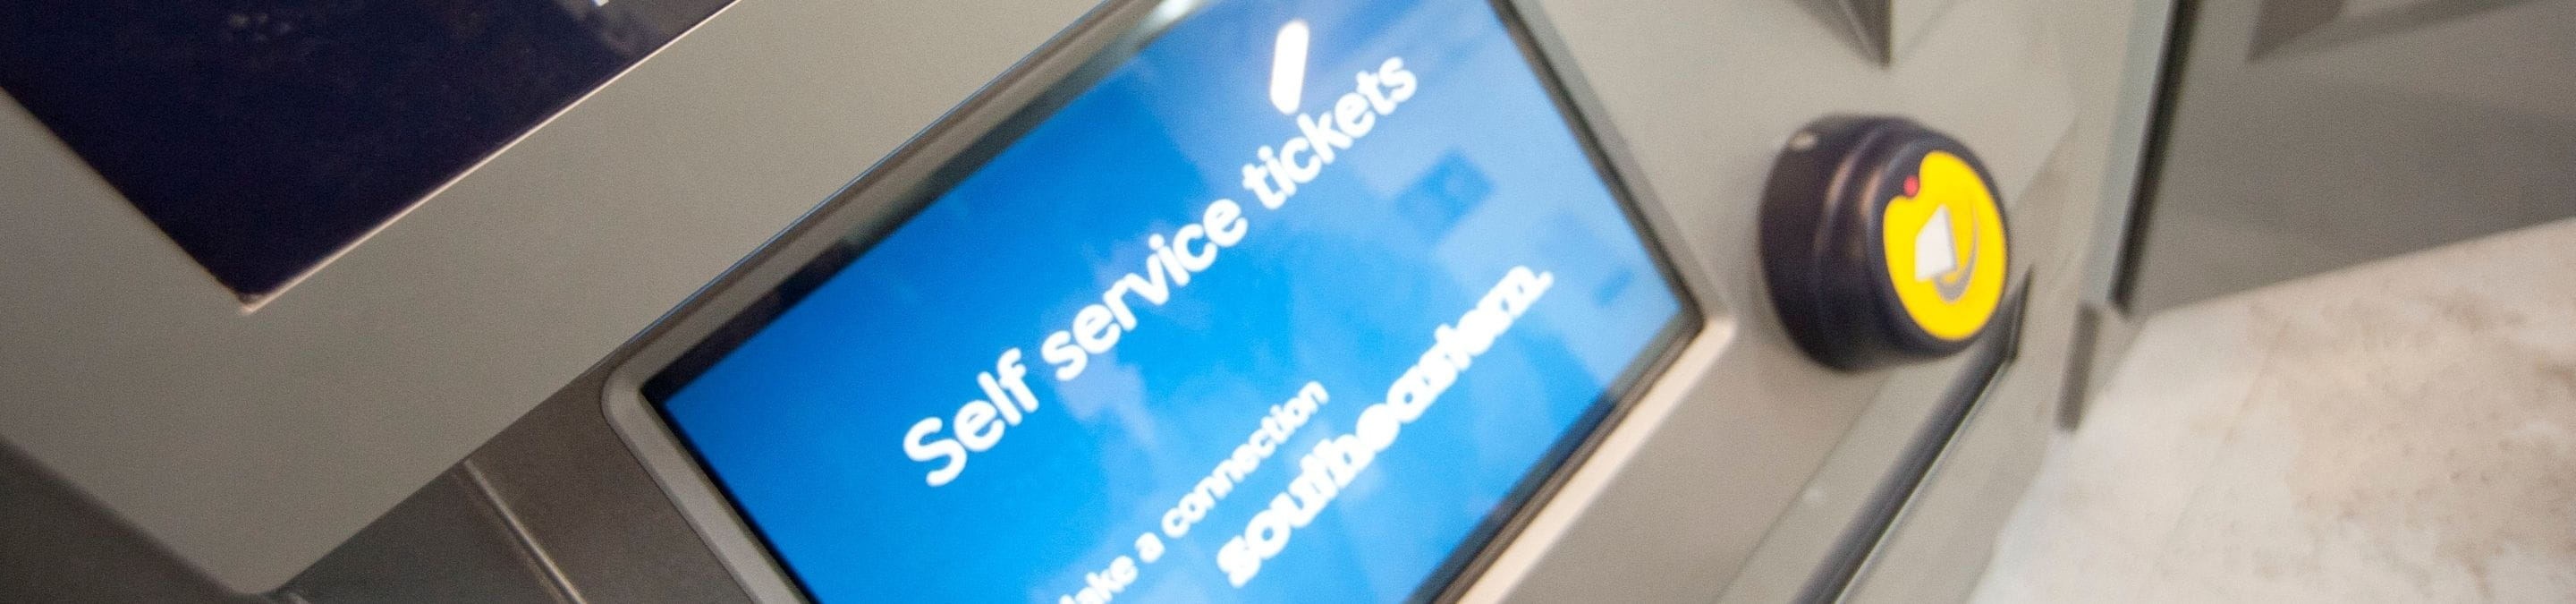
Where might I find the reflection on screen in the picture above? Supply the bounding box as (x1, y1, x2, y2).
(652, 0, 1687, 600)
(0, 0, 730, 296)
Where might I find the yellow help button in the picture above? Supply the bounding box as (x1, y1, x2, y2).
(1759, 117, 2011, 370)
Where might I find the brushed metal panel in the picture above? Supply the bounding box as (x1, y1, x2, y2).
(466, 380, 755, 604)
(1467, 0, 2094, 599)
(274, 469, 565, 604)
(2128, 0, 2576, 311)
(0, 0, 1098, 591)
(0, 442, 255, 603)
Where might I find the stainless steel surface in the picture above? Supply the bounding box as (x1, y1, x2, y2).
(1839, 0, 2177, 598)
(1792, 0, 1971, 64)
(1467, 0, 2123, 599)
(589, 4, 1184, 599)
(469, 388, 756, 603)
(0, 442, 254, 603)
(275, 468, 569, 604)
(2, 0, 2165, 598)
(278, 342, 776, 603)
(1715, 353, 1987, 603)
(2124, 0, 2576, 312)
(309, 0, 2147, 600)
(0, 0, 1098, 591)
(429, 399, 739, 601)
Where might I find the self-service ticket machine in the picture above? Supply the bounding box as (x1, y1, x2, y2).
(0, 0, 2169, 601)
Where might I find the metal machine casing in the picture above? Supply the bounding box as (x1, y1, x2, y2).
(0, 0, 1102, 591)
(0, 0, 2165, 599)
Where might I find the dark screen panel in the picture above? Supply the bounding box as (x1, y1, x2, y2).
(0, 0, 730, 297)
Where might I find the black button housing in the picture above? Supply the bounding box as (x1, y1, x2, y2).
(1758, 116, 2009, 370)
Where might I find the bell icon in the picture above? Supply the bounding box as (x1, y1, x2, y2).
(1912, 205, 1957, 283)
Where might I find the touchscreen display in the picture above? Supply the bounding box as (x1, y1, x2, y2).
(649, 0, 1690, 600)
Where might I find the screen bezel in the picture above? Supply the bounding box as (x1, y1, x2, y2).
(599, 0, 1715, 600)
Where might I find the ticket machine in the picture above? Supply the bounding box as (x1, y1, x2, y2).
(0, 0, 2167, 600)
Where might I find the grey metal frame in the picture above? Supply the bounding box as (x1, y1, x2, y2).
(596, 0, 1724, 600)
(594, 2, 1157, 599)
(0, 0, 1109, 591)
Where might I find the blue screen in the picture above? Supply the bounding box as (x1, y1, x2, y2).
(655, 0, 1688, 600)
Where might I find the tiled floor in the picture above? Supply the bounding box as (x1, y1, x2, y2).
(1971, 217, 2576, 602)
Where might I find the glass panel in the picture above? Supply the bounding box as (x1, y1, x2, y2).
(0, 0, 733, 296)
(650, 0, 1690, 600)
